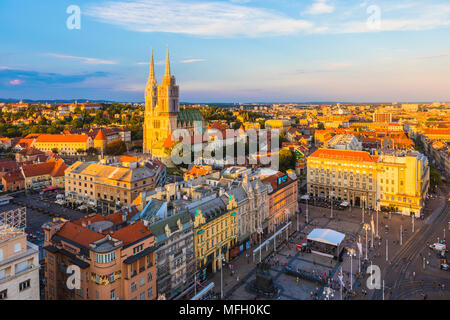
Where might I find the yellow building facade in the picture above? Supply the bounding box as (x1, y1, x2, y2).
(307, 149, 430, 216)
(33, 134, 93, 155)
(192, 196, 238, 275)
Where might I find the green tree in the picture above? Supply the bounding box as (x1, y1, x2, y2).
(429, 164, 442, 189)
(105, 140, 127, 156)
(279, 149, 296, 173)
(318, 122, 325, 130)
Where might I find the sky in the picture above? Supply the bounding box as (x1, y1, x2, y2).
(0, 0, 450, 103)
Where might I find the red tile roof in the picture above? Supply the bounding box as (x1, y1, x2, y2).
(22, 160, 67, 178)
(94, 129, 107, 141)
(1, 170, 24, 183)
(111, 221, 152, 246)
(57, 222, 104, 247)
(35, 134, 90, 143)
(308, 148, 376, 163)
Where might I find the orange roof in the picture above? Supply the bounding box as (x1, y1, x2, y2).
(56, 222, 104, 247)
(1, 170, 24, 183)
(94, 129, 107, 141)
(262, 171, 294, 191)
(50, 159, 68, 177)
(119, 155, 139, 163)
(16, 138, 35, 147)
(111, 221, 151, 246)
(185, 165, 211, 178)
(22, 160, 68, 178)
(308, 148, 376, 163)
(424, 129, 450, 135)
(35, 134, 89, 143)
(162, 134, 174, 149)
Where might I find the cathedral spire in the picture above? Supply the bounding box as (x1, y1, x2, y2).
(148, 48, 156, 84)
(165, 45, 171, 78)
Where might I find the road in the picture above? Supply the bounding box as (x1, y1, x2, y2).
(372, 186, 450, 300)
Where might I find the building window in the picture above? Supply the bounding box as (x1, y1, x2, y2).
(147, 287, 153, 298)
(140, 277, 145, 287)
(19, 279, 31, 292)
(110, 273, 115, 283)
(131, 282, 137, 292)
(14, 242, 21, 253)
(147, 272, 152, 282)
(110, 289, 115, 300)
(140, 292, 145, 300)
(0, 289, 7, 300)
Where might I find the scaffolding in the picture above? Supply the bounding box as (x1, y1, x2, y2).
(0, 207, 26, 241)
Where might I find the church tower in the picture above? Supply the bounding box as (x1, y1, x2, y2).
(143, 48, 158, 154)
(143, 47, 180, 158)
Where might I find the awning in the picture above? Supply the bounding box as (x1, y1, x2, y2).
(307, 229, 345, 247)
(43, 186, 59, 192)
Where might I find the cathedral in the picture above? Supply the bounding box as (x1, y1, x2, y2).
(143, 47, 204, 159)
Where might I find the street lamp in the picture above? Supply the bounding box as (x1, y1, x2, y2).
(363, 224, 371, 260)
(347, 248, 356, 291)
(219, 253, 226, 300)
(376, 199, 380, 238)
(400, 224, 403, 246)
(330, 191, 334, 219)
(306, 194, 309, 224)
(362, 196, 366, 224)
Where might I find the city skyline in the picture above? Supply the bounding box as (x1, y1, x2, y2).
(1, 0, 450, 102)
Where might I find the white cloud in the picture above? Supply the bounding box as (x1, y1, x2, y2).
(305, 0, 334, 15)
(180, 59, 206, 63)
(84, 0, 314, 37)
(46, 53, 117, 65)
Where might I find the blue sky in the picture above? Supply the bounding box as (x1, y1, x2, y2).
(1, 0, 450, 102)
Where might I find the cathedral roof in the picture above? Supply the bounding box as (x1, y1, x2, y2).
(177, 109, 203, 124)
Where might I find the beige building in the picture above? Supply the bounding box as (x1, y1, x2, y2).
(65, 158, 166, 214)
(307, 149, 430, 216)
(377, 152, 429, 217)
(0, 209, 40, 300)
(307, 149, 379, 209)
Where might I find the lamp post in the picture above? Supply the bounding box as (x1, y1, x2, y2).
(400, 225, 403, 246)
(363, 224, 371, 261)
(330, 191, 334, 219)
(370, 215, 374, 248)
(306, 195, 309, 224)
(362, 196, 365, 224)
(376, 199, 380, 238)
(347, 248, 356, 291)
(219, 253, 225, 300)
(386, 239, 388, 262)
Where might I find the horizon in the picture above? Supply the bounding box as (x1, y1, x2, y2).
(1, 0, 450, 102)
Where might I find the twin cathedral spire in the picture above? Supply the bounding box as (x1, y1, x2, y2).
(143, 47, 180, 155)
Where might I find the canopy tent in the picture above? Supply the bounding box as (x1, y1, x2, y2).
(43, 186, 59, 192)
(300, 195, 310, 200)
(307, 229, 345, 247)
